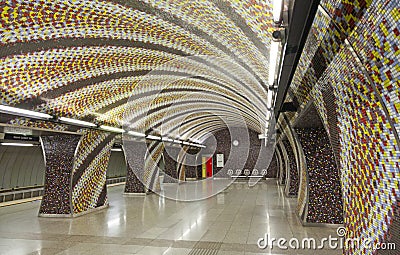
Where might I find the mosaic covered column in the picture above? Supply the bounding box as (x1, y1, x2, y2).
(183, 157, 198, 180)
(295, 128, 343, 224)
(265, 153, 278, 178)
(71, 130, 116, 215)
(144, 140, 164, 192)
(39, 134, 80, 216)
(177, 146, 187, 182)
(123, 140, 147, 195)
(282, 139, 299, 197)
(163, 146, 181, 183)
(39, 130, 115, 217)
(182, 147, 200, 180)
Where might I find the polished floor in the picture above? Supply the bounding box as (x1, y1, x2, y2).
(0, 180, 342, 255)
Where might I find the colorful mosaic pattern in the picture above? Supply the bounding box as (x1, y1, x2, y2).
(144, 0, 270, 82)
(286, 0, 399, 253)
(295, 128, 343, 224)
(327, 46, 399, 254)
(0, 0, 275, 139)
(71, 130, 115, 214)
(0, 0, 219, 55)
(144, 140, 164, 192)
(348, 0, 400, 138)
(123, 140, 147, 194)
(39, 134, 80, 215)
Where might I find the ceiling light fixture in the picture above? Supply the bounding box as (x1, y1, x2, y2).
(0, 105, 52, 120)
(162, 137, 173, 142)
(1, 142, 36, 147)
(58, 117, 97, 128)
(266, 90, 275, 109)
(99, 125, 125, 133)
(111, 148, 122, 152)
(273, 0, 283, 23)
(146, 135, 162, 140)
(268, 39, 281, 86)
(127, 130, 146, 137)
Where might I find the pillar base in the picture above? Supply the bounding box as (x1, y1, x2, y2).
(38, 204, 109, 218)
(123, 192, 146, 197)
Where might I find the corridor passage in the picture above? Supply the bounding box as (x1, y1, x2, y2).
(0, 180, 340, 255)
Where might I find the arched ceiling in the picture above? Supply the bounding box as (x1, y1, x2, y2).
(0, 0, 278, 140)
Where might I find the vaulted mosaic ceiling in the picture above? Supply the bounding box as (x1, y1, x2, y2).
(0, 0, 278, 140)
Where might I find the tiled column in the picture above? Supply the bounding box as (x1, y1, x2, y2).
(163, 146, 181, 183)
(265, 153, 278, 178)
(71, 130, 116, 215)
(123, 140, 146, 195)
(177, 146, 187, 182)
(295, 128, 343, 224)
(144, 140, 164, 192)
(182, 147, 200, 180)
(39, 134, 80, 216)
(282, 139, 299, 197)
(39, 130, 115, 217)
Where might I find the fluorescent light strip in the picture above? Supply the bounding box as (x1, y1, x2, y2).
(273, 0, 283, 23)
(111, 148, 122, 152)
(162, 137, 173, 142)
(182, 142, 190, 145)
(1, 142, 36, 147)
(127, 130, 146, 137)
(266, 111, 272, 120)
(268, 40, 280, 86)
(146, 135, 162, 140)
(173, 140, 183, 144)
(58, 117, 96, 128)
(266, 90, 275, 109)
(0, 105, 51, 120)
(99, 125, 125, 133)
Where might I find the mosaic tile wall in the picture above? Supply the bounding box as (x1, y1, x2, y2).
(123, 140, 147, 194)
(39, 134, 80, 215)
(324, 45, 399, 253)
(348, 0, 400, 138)
(295, 128, 343, 224)
(378, 196, 399, 255)
(71, 130, 115, 214)
(285, 0, 399, 252)
(282, 140, 299, 196)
